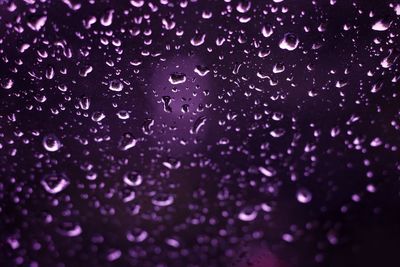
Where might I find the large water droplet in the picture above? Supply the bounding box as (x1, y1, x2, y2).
(372, 19, 391, 31)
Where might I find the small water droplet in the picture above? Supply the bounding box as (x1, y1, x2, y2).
(27, 15, 47, 31)
(41, 174, 70, 194)
(168, 73, 186, 85)
(57, 222, 82, 237)
(279, 33, 299, 51)
(296, 188, 312, 204)
(118, 133, 137, 151)
(109, 79, 124, 92)
(43, 134, 61, 152)
(190, 116, 207, 134)
(152, 194, 174, 207)
(123, 171, 143, 187)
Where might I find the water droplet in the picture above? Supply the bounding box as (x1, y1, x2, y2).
(330, 127, 340, 137)
(162, 158, 181, 170)
(381, 49, 399, 68)
(190, 116, 207, 134)
(282, 233, 294, 242)
(273, 62, 285, 73)
(92, 111, 106, 122)
(100, 9, 114, 26)
(107, 249, 121, 262)
(126, 229, 148, 242)
(142, 119, 154, 135)
(1, 78, 14, 89)
(79, 96, 91, 110)
(238, 207, 258, 222)
(166, 238, 180, 248)
(168, 73, 186, 85)
(118, 133, 137, 151)
(130, 0, 144, 7)
(109, 79, 124, 92)
(372, 19, 391, 31)
(27, 15, 47, 31)
(296, 188, 312, 204)
(270, 128, 286, 138)
(194, 65, 210, 76)
(41, 174, 70, 194)
(161, 96, 172, 112)
(43, 134, 61, 152)
(370, 137, 382, 147)
(57, 222, 82, 237)
(371, 80, 384, 93)
(190, 33, 206, 46)
(279, 33, 299, 51)
(258, 166, 276, 177)
(261, 25, 273, 37)
(152, 194, 174, 207)
(236, 1, 251, 13)
(162, 18, 176, 30)
(123, 171, 143, 187)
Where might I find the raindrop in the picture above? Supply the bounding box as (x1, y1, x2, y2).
(57, 222, 82, 237)
(92, 111, 106, 122)
(194, 65, 210, 76)
(258, 166, 276, 177)
(142, 119, 154, 135)
(190, 116, 207, 134)
(238, 207, 258, 222)
(118, 133, 137, 151)
(107, 250, 121, 262)
(261, 25, 273, 37)
(43, 134, 61, 152)
(162, 158, 181, 170)
(79, 96, 91, 110)
(168, 73, 186, 85)
(236, 1, 251, 13)
(100, 9, 114, 26)
(109, 79, 124, 92)
(27, 15, 47, 31)
(381, 49, 399, 69)
(1, 78, 13, 89)
(279, 33, 299, 51)
(190, 33, 206, 46)
(152, 194, 174, 207)
(270, 128, 286, 138)
(123, 171, 143, 187)
(296, 188, 312, 204)
(166, 238, 180, 248)
(41, 174, 70, 194)
(372, 19, 391, 31)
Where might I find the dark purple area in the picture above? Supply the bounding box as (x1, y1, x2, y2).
(0, 0, 400, 266)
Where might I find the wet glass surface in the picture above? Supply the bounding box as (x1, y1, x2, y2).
(1, 0, 400, 266)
